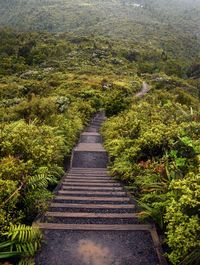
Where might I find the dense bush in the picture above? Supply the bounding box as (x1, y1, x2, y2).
(0, 27, 199, 264)
(0, 121, 61, 231)
(102, 90, 200, 264)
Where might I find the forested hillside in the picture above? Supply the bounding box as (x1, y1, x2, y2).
(0, 0, 200, 60)
(0, 0, 200, 264)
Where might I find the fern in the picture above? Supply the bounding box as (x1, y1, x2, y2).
(138, 201, 165, 229)
(4, 224, 42, 256)
(27, 173, 57, 190)
(17, 258, 35, 265)
(0, 241, 20, 259)
(27, 174, 49, 190)
(179, 248, 200, 265)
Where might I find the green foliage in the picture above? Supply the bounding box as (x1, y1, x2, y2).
(0, 240, 20, 259)
(179, 248, 200, 265)
(0, 1, 199, 63)
(102, 90, 200, 264)
(165, 173, 200, 264)
(4, 224, 42, 256)
(14, 96, 58, 122)
(0, 29, 105, 265)
(0, 6, 199, 263)
(0, 120, 65, 165)
(0, 224, 42, 264)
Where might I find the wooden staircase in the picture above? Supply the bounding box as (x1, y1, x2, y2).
(35, 113, 167, 265)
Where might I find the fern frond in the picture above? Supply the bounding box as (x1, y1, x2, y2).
(0, 251, 20, 259)
(0, 240, 14, 249)
(0, 240, 21, 259)
(27, 174, 49, 190)
(6, 224, 42, 243)
(179, 248, 200, 265)
(27, 172, 57, 190)
(3, 224, 42, 256)
(17, 258, 35, 265)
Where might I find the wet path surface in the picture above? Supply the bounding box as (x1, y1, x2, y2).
(35, 113, 165, 265)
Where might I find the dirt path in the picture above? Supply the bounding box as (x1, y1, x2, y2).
(135, 82, 150, 97)
(35, 113, 166, 265)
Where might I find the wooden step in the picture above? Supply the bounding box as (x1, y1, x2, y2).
(67, 175, 110, 178)
(87, 124, 100, 126)
(69, 169, 108, 171)
(65, 177, 113, 181)
(70, 168, 107, 170)
(69, 172, 108, 174)
(67, 170, 109, 173)
(58, 190, 126, 196)
(61, 186, 123, 191)
(74, 143, 106, 152)
(68, 171, 108, 174)
(63, 179, 114, 183)
(89, 124, 101, 127)
(70, 167, 107, 169)
(86, 126, 99, 129)
(50, 203, 135, 209)
(54, 196, 130, 202)
(69, 168, 108, 171)
(67, 172, 109, 174)
(68, 173, 109, 176)
(66, 174, 110, 177)
(69, 169, 108, 172)
(91, 122, 102, 125)
(45, 212, 138, 218)
(34, 223, 152, 231)
(62, 182, 121, 187)
(81, 132, 101, 136)
(66, 176, 109, 179)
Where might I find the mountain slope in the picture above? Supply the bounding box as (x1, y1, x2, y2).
(0, 0, 199, 60)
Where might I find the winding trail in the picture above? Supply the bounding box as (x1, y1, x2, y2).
(135, 82, 150, 97)
(35, 113, 167, 265)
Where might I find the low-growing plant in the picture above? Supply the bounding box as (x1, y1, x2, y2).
(0, 224, 42, 264)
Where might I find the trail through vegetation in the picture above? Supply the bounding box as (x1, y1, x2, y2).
(0, 0, 200, 264)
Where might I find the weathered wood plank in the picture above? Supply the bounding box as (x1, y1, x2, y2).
(64, 178, 113, 182)
(61, 186, 123, 191)
(54, 196, 130, 202)
(62, 182, 121, 187)
(45, 212, 139, 218)
(34, 223, 152, 231)
(49, 203, 135, 209)
(58, 190, 126, 196)
(67, 177, 109, 180)
(67, 173, 109, 175)
(150, 225, 168, 265)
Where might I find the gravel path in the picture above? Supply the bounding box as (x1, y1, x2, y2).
(36, 230, 159, 265)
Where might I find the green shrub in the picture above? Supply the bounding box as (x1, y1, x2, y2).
(102, 91, 200, 264)
(0, 156, 33, 181)
(0, 120, 65, 165)
(14, 96, 57, 122)
(165, 173, 200, 264)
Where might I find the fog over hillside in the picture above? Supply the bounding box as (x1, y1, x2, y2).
(0, 0, 199, 34)
(0, 0, 199, 60)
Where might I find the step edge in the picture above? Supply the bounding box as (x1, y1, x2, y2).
(33, 223, 152, 231)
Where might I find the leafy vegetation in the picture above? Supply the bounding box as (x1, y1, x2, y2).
(0, 224, 41, 264)
(102, 88, 200, 264)
(0, 1, 200, 61)
(0, 30, 104, 264)
(0, 0, 200, 264)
